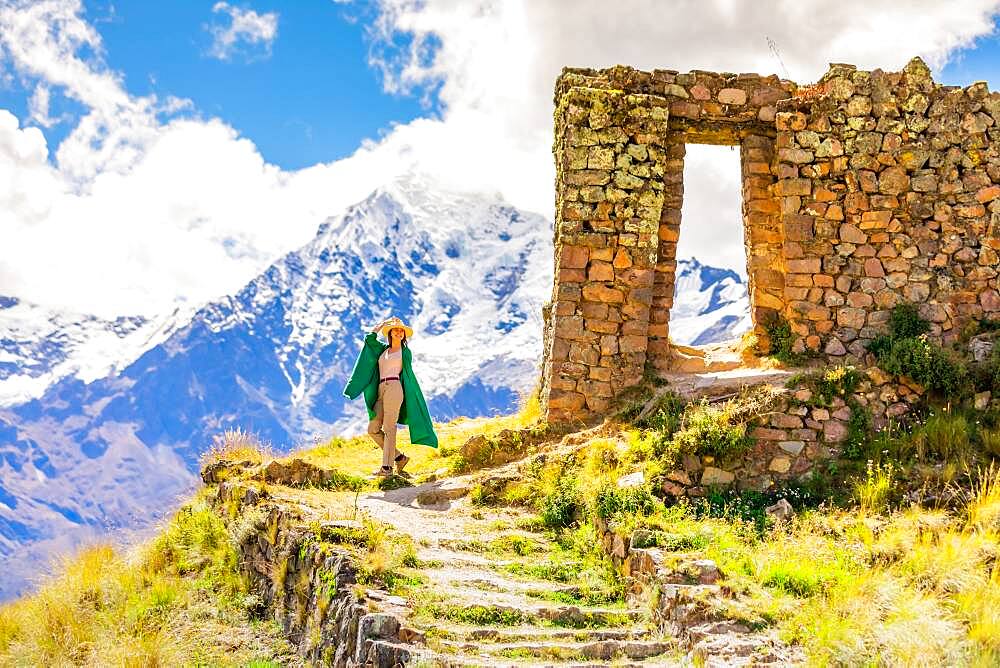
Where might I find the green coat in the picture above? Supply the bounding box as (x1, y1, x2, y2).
(342, 331, 439, 448)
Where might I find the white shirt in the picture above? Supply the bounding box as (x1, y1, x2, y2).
(379, 348, 403, 379)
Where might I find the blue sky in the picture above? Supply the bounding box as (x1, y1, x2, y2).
(941, 32, 1000, 89)
(3, 0, 1000, 317)
(0, 1, 997, 175)
(0, 0, 438, 170)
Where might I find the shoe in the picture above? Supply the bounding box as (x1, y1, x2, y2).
(394, 453, 410, 474)
(372, 466, 393, 477)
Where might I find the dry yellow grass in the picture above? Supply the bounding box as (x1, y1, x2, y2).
(0, 490, 295, 667)
(200, 426, 275, 468)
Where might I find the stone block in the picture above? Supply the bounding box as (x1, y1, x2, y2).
(769, 457, 792, 473)
(582, 284, 625, 303)
(560, 244, 590, 269)
(778, 441, 806, 456)
(701, 467, 735, 486)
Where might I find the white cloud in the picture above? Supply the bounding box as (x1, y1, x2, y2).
(206, 2, 278, 62)
(27, 84, 55, 127)
(0, 0, 998, 318)
(362, 0, 1000, 273)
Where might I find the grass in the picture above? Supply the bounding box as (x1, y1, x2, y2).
(207, 380, 547, 486)
(346, 517, 423, 596)
(693, 470, 1000, 665)
(0, 489, 295, 667)
(854, 460, 897, 514)
(465, 421, 1000, 665)
(201, 426, 275, 469)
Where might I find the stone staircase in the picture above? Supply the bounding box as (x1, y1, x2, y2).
(357, 480, 681, 666)
(207, 423, 805, 666)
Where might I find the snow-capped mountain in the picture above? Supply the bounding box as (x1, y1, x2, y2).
(0, 176, 749, 600)
(669, 258, 751, 345)
(0, 173, 551, 599)
(0, 298, 195, 406)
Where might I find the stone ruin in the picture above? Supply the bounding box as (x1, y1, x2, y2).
(539, 57, 1000, 428)
(535, 57, 1000, 491)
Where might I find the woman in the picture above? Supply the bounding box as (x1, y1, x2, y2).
(342, 315, 439, 476)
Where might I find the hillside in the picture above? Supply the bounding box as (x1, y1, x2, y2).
(4, 318, 1000, 666)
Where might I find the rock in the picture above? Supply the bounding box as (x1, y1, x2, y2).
(765, 498, 795, 522)
(718, 88, 747, 105)
(878, 166, 909, 194)
(612, 533, 627, 559)
(982, 290, 1000, 312)
(617, 470, 645, 488)
(768, 457, 792, 473)
(630, 529, 659, 549)
(778, 441, 805, 456)
(794, 388, 814, 402)
(823, 419, 848, 443)
(976, 391, 992, 410)
(690, 559, 723, 584)
(682, 454, 702, 473)
(662, 480, 685, 497)
(701, 467, 735, 486)
(970, 334, 995, 363)
(824, 338, 847, 355)
(867, 367, 892, 385)
(200, 459, 257, 484)
(839, 223, 867, 244)
(416, 479, 470, 506)
(666, 469, 692, 485)
(263, 458, 342, 487)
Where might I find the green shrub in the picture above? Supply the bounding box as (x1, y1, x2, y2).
(761, 563, 829, 598)
(763, 315, 804, 365)
(910, 411, 973, 463)
(687, 485, 827, 533)
(888, 302, 931, 339)
(868, 304, 967, 398)
(635, 390, 685, 433)
(813, 366, 862, 405)
(969, 340, 1000, 396)
(853, 460, 896, 513)
(842, 403, 872, 460)
(539, 474, 581, 528)
(870, 334, 966, 397)
(673, 398, 753, 459)
(593, 484, 656, 520)
(979, 427, 1000, 458)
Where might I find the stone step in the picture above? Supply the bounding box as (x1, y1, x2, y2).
(429, 623, 657, 643)
(416, 546, 520, 565)
(421, 565, 586, 597)
(660, 368, 794, 400)
(412, 593, 644, 629)
(368, 639, 674, 668)
(425, 581, 626, 610)
(439, 638, 677, 661)
(415, 546, 583, 576)
(436, 533, 556, 555)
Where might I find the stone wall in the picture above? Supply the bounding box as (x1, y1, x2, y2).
(541, 58, 1000, 425)
(211, 480, 421, 667)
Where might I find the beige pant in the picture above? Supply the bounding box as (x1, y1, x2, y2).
(368, 378, 404, 467)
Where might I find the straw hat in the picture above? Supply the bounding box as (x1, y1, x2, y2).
(379, 316, 414, 340)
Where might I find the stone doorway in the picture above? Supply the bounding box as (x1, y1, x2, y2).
(646, 130, 783, 376)
(540, 67, 794, 422)
(668, 144, 753, 350)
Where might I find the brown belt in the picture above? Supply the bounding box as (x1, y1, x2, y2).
(379, 376, 400, 383)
